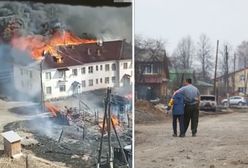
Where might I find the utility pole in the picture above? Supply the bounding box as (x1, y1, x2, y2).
(233, 53, 236, 94)
(40, 59, 44, 113)
(213, 40, 219, 101)
(225, 45, 229, 94)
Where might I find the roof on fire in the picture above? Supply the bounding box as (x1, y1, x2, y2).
(42, 40, 132, 69)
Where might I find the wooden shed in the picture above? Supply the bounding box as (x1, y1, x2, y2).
(1, 131, 22, 157)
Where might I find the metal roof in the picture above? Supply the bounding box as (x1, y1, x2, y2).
(1, 131, 21, 143)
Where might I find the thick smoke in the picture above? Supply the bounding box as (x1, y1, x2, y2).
(0, 2, 132, 42)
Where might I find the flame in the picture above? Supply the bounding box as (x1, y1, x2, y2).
(45, 102, 60, 117)
(99, 115, 120, 132)
(11, 31, 97, 61)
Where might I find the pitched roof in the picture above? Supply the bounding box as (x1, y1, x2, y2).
(42, 40, 131, 69)
(1, 130, 21, 143)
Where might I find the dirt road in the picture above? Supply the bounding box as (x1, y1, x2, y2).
(135, 110, 248, 168)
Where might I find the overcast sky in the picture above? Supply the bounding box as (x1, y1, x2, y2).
(135, 0, 248, 54)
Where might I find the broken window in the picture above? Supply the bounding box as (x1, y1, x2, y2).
(112, 76, 116, 83)
(72, 69, 78, 76)
(46, 87, 52, 94)
(105, 64, 110, 71)
(112, 63, 116, 71)
(89, 79, 93, 86)
(46, 72, 51, 80)
(58, 71, 65, 78)
(105, 77, 109, 84)
(59, 85, 66, 92)
(81, 67, 85, 74)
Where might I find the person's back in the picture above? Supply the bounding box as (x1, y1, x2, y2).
(180, 84, 199, 104)
(172, 92, 184, 115)
(171, 91, 185, 137)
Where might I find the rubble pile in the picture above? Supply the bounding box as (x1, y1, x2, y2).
(135, 100, 167, 124)
(3, 115, 132, 168)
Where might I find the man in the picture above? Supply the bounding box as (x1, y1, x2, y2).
(179, 78, 200, 137)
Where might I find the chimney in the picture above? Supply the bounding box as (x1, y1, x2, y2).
(97, 39, 103, 47)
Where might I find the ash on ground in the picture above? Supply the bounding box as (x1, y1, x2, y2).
(3, 117, 132, 168)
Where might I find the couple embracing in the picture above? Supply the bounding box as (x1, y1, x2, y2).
(168, 78, 200, 137)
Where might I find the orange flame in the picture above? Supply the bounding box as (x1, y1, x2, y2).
(44, 102, 60, 117)
(99, 115, 120, 132)
(11, 31, 97, 61)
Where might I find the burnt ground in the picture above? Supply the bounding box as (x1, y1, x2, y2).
(0, 100, 132, 168)
(135, 109, 248, 168)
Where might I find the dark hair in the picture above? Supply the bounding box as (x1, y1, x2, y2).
(186, 78, 192, 84)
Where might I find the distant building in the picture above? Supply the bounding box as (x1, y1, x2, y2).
(216, 67, 248, 96)
(135, 49, 169, 100)
(169, 69, 213, 95)
(13, 40, 133, 100)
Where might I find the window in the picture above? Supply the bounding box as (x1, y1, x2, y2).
(124, 63, 128, 69)
(96, 49, 101, 56)
(89, 79, 93, 86)
(59, 85, 66, 92)
(30, 71, 32, 78)
(81, 67, 85, 74)
(112, 76, 116, 83)
(46, 87, 52, 94)
(100, 78, 103, 83)
(105, 64, 110, 71)
(88, 66, 93, 73)
(72, 69, 78, 76)
(112, 63, 116, 71)
(46, 72, 51, 80)
(105, 77, 109, 84)
(96, 65, 98, 71)
(58, 71, 65, 78)
(82, 80, 86, 87)
(240, 75, 245, 81)
(144, 64, 152, 74)
(100, 65, 103, 70)
(96, 79, 98, 84)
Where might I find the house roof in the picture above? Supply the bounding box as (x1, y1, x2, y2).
(42, 40, 131, 69)
(196, 80, 213, 87)
(1, 130, 21, 143)
(135, 48, 166, 62)
(215, 67, 248, 80)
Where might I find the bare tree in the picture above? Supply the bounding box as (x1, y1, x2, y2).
(237, 41, 248, 70)
(135, 36, 168, 81)
(173, 36, 195, 69)
(236, 41, 248, 94)
(135, 35, 166, 60)
(219, 43, 232, 94)
(196, 34, 213, 82)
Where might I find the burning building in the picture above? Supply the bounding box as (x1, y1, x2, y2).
(12, 32, 132, 100)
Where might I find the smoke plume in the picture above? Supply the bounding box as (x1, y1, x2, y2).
(0, 1, 132, 42)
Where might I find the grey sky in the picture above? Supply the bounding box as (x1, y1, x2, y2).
(135, 0, 248, 54)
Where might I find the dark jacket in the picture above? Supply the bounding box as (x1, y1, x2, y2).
(172, 92, 184, 115)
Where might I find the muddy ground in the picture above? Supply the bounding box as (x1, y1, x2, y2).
(135, 109, 248, 168)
